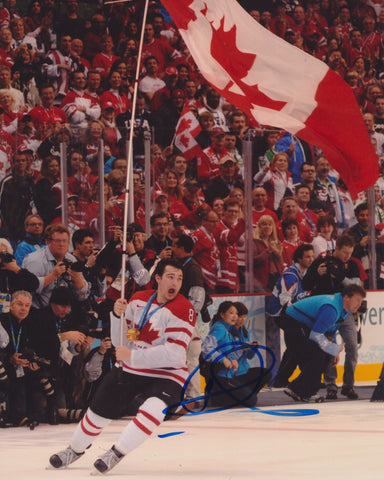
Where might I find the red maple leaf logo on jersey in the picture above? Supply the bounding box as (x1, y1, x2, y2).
(138, 321, 160, 344)
(208, 15, 287, 112)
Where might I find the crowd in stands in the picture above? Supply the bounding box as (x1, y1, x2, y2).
(1, 0, 384, 425)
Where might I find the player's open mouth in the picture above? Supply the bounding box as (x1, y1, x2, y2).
(168, 289, 175, 295)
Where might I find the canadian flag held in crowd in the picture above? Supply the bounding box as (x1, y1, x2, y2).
(162, 0, 379, 197)
(174, 104, 203, 160)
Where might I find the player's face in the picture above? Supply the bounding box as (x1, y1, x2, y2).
(155, 266, 183, 303)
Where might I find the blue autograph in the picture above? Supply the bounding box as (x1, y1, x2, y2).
(163, 342, 320, 419)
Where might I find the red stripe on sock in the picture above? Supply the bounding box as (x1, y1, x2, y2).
(133, 418, 152, 436)
(85, 413, 103, 430)
(138, 409, 161, 426)
(81, 418, 101, 437)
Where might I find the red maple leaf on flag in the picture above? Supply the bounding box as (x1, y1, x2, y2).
(209, 15, 287, 111)
(166, 0, 196, 31)
(138, 321, 160, 344)
(177, 117, 193, 132)
(179, 133, 190, 148)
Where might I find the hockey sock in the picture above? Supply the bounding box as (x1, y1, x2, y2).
(115, 397, 167, 455)
(70, 408, 111, 453)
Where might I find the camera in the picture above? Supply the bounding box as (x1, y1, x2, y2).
(126, 225, 135, 243)
(79, 310, 105, 339)
(325, 257, 344, 281)
(61, 258, 73, 270)
(0, 252, 14, 265)
(358, 299, 368, 314)
(20, 348, 51, 369)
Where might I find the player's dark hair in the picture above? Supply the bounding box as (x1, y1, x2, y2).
(154, 258, 182, 277)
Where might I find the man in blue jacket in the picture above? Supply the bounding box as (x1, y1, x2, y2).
(283, 284, 366, 403)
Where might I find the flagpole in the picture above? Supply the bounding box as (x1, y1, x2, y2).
(119, 0, 150, 350)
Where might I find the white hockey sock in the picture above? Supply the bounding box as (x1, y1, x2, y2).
(115, 397, 167, 455)
(71, 408, 112, 453)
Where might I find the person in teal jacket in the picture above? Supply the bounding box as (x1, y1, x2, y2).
(283, 284, 366, 403)
(201, 301, 271, 408)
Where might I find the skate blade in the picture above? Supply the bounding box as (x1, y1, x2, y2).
(90, 469, 104, 476)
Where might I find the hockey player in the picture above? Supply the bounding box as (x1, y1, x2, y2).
(49, 259, 196, 474)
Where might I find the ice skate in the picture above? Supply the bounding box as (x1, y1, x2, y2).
(93, 445, 125, 474)
(49, 446, 84, 468)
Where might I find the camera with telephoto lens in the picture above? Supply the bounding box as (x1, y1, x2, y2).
(79, 310, 104, 339)
(0, 252, 14, 266)
(20, 348, 51, 368)
(325, 257, 344, 281)
(61, 258, 85, 272)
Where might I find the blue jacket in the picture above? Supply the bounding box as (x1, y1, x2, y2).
(202, 319, 251, 378)
(267, 263, 308, 316)
(285, 293, 349, 356)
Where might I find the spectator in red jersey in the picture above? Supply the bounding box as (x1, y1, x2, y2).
(29, 83, 68, 138)
(99, 100, 121, 157)
(281, 218, 303, 267)
(141, 21, 183, 77)
(0, 89, 18, 134)
(170, 179, 209, 231)
(155, 169, 183, 208)
(199, 127, 231, 185)
(215, 198, 245, 293)
(92, 34, 119, 85)
(67, 148, 97, 207)
(278, 196, 313, 243)
(99, 69, 130, 117)
(60, 70, 101, 141)
(191, 208, 221, 293)
(251, 186, 279, 230)
(253, 214, 284, 292)
(149, 65, 178, 112)
(84, 70, 101, 101)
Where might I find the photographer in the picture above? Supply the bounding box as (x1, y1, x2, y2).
(302, 233, 364, 400)
(71, 229, 108, 325)
(0, 291, 37, 426)
(22, 223, 90, 309)
(106, 223, 155, 305)
(0, 238, 39, 312)
(27, 287, 87, 423)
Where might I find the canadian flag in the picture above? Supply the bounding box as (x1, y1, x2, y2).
(174, 104, 203, 160)
(162, 0, 379, 197)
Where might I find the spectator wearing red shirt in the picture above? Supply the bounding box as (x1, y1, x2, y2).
(99, 69, 131, 117)
(29, 84, 68, 139)
(251, 186, 279, 230)
(215, 199, 245, 293)
(92, 34, 119, 84)
(281, 218, 303, 267)
(141, 22, 183, 76)
(191, 209, 221, 292)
